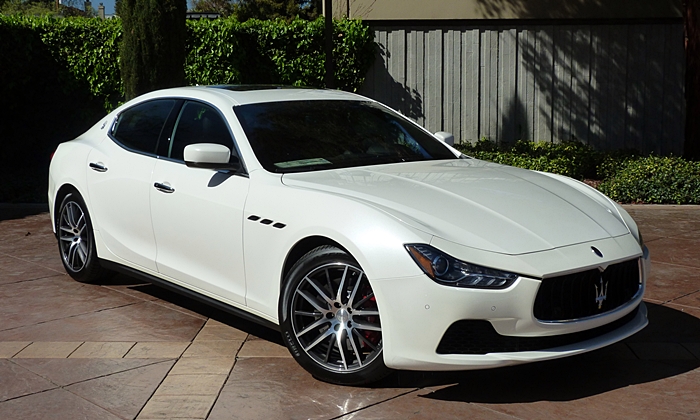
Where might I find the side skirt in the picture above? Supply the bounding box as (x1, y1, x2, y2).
(99, 259, 281, 332)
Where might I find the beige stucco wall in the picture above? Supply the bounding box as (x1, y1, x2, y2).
(334, 0, 682, 20)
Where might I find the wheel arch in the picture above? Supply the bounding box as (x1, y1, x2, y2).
(280, 235, 350, 289)
(52, 183, 84, 235)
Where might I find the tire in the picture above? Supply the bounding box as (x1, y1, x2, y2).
(279, 246, 391, 385)
(56, 192, 108, 283)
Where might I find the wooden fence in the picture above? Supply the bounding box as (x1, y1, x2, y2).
(359, 22, 686, 155)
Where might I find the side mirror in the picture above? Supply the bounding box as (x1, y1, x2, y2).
(184, 143, 240, 171)
(434, 131, 455, 146)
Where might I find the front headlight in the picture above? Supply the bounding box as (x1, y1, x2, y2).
(405, 244, 518, 289)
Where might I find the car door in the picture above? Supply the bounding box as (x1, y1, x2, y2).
(86, 99, 178, 272)
(149, 100, 249, 304)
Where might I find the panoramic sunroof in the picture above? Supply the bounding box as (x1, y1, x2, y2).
(207, 85, 310, 91)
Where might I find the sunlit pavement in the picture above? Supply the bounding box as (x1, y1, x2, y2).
(0, 205, 699, 419)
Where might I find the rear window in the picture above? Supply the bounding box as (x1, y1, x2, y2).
(234, 100, 456, 173)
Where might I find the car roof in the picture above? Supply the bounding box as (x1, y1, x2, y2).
(146, 85, 368, 107)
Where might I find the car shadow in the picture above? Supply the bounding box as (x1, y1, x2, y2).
(373, 302, 700, 402)
(101, 273, 284, 345)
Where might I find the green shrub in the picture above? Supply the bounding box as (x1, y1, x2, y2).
(456, 140, 600, 180)
(598, 157, 700, 204)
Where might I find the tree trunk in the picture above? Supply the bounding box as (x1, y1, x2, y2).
(685, 0, 700, 160)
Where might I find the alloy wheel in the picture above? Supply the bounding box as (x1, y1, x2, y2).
(290, 262, 382, 372)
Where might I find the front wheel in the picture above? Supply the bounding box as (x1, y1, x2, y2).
(56, 192, 108, 283)
(280, 246, 391, 385)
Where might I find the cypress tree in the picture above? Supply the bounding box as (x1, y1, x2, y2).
(118, 0, 187, 100)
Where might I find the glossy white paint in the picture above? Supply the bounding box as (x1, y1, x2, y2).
(48, 86, 649, 372)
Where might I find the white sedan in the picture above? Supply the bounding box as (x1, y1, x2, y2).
(49, 86, 649, 385)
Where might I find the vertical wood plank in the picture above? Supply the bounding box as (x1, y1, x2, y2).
(416, 29, 425, 126)
(534, 26, 554, 142)
(662, 24, 685, 155)
(499, 28, 517, 144)
(625, 25, 646, 151)
(644, 24, 665, 154)
(607, 25, 628, 150)
(553, 25, 573, 143)
(571, 26, 592, 144)
(443, 28, 454, 133)
(462, 28, 479, 143)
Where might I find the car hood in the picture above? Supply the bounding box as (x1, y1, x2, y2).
(281, 159, 629, 255)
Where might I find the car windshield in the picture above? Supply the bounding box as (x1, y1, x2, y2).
(234, 100, 457, 173)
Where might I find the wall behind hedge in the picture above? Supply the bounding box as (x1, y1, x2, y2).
(0, 15, 375, 202)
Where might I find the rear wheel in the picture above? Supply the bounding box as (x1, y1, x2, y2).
(280, 246, 390, 385)
(57, 192, 107, 283)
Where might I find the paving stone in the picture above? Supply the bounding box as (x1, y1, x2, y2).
(644, 262, 700, 303)
(0, 388, 123, 420)
(237, 339, 291, 358)
(125, 342, 191, 359)
(182, 340, 243, 358)
(0, 301, 205, 342)
(193, 324, 248, 341)
(67, 360, 175, 420)
(14, 358, 172, 387)
(154, 374, 228, 396)
(208, 358, 409, 420)
(645, 237, 700, 269)
(169, 357, 236, 375)
(0, 342, 31, 358)
(69, 341, 135, 358)
(137, 395, 217, 419)
(0, 360, 56, 402)
(14, 342, 82, 358)
(0, 276, 142, 332)
(0, 255, 62, 285)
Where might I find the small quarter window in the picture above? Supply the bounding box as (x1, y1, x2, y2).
(112, 100, 176, 154)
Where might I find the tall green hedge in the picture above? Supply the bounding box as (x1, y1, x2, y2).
(0, 15, 374, 111)
(0, 15, 375, 202)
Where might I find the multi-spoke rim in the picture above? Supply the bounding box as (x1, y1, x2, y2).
(291, 262, 382, 373)
(58, 201, 90, 272)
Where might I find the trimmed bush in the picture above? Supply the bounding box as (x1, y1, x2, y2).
(456, 140, 601, 180)
(598, 157, 700, 204)
(0, 15, 375, 202)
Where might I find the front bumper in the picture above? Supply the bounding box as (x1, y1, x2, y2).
(372, 241, 650, 371)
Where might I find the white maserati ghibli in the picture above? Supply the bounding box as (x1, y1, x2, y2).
(49, 86, 649, 385)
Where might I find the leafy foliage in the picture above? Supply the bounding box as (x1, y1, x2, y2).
(457, 140, 601, 180)
(598, 157, 700, 204)
(184, 17, 374, 90)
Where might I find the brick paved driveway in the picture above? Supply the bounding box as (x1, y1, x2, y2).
(1, 206, 699, 419)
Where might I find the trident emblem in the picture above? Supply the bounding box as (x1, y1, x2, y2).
(594, 277, 608, 310)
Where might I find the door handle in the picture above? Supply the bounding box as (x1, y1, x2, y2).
(89, 162, 108, 172)
(154, 182, 175, 194)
